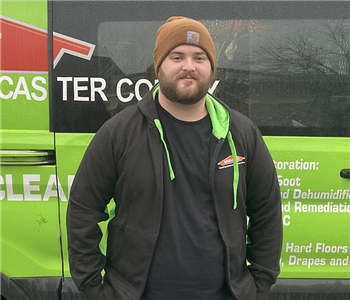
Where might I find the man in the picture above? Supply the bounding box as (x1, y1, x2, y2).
(67, 16, 282, 300)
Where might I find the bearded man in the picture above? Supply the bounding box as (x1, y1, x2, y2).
(67, 16, 282, 300)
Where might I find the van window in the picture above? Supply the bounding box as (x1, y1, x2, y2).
(51, 2, 350, 137)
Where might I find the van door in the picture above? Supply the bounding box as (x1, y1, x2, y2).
(0, 1, 63, 299)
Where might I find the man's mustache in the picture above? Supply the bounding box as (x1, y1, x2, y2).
(176, 72, 199, 80)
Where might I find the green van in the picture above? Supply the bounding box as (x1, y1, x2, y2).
(1, 1, 349, 299)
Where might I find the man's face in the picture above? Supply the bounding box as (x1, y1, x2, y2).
(158, 44, 213, 105)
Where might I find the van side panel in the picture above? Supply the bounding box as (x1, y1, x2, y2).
(0, 1, 63, 299)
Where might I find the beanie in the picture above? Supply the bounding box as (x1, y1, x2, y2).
(153, 16, 216, 76)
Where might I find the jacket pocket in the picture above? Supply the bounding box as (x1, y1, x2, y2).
(106, 223, 157, 298)
(225, 227, 257, 300)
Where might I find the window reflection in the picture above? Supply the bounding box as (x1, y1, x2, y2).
(54, 15, 349, 137)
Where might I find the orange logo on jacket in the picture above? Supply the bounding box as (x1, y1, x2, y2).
(218, 155, 245, 169)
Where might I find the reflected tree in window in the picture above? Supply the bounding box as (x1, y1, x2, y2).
(250, 19, 350, 136)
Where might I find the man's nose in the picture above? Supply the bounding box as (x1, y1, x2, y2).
(182, 58, 195, 72)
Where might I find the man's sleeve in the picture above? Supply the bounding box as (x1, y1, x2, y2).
(67, 124, 118, 300)
(245, 126, 283, 300)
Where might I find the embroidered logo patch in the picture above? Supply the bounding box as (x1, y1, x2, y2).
(218, 155, 245, 169)
(186, 31, 200, 45)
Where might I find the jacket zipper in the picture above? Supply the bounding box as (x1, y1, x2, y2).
(209, 138, 240, 300)
(132, 125, 164, 300)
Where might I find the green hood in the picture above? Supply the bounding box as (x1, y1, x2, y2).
(152, 85, 239, 209)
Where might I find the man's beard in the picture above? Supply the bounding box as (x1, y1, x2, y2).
(158, 70, 213, 105)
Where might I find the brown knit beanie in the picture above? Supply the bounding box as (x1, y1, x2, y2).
(153, 16, 216, 76)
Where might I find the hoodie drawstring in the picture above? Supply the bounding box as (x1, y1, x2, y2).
(154, 119, 175, 180)
(227, 131, 239, 209)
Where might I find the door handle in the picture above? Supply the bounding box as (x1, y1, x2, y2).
(0, 150, 56, 166)
(340, 169, 350, 179)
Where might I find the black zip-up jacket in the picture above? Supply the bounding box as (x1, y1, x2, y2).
(67, 86, 283, 300)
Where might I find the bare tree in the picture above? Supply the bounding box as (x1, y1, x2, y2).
(251, 20, 350, 76)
